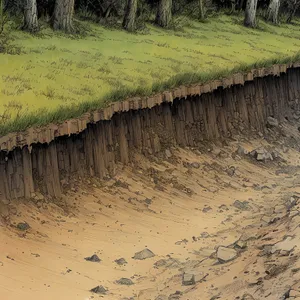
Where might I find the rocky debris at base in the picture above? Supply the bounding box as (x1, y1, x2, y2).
(84, 254, 101, 262)
(261, 214, 279, 224)
(241, 293, 256, 300)
(237, 145, 248, 156)
(115, 278, 134, 285)
(168, 291, 183, 299)
(274, 204, 286, 214)
(175, 239, 188, 245)
(115, 257, 127, 265)
(234, 240, 247, 249)
(90, 285, 107, 294)
(133, 248, 155, 260)
(271, 236, 297, 254)
(182, 273, 195, 286)
(216, 246, 238, 263)
(267, 116, 279, 128)
(202, 206, 212, 213)
(16, 222, 30, 231)
(233, 200, 251, 211)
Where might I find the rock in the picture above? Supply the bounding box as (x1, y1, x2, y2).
(90, 285, 107, 294)
(235, 240, 247, 249)
(17, 222, 30, 231)
(199, 232, 210, 239)
(256, 153, 265, 161)
(219, 204, 229, 211)
(165, 149, 172, 158)
(168, 291, 182, 299)
(233, 200, 250, 211)
(217, 246, 238, 263)
(155, 295, 168, 300)
(274, 204, 286, 214)
(237, 146, 248, 156)
(175, 239, 188, 245)
(85, 254, 101, 262)
(133, 248, 155, 260)
(182, 273, 195, 286)
(115, 258, 127, 265)
(212, 148, 221, 157)
(202, 206, 212, 213)
(226, 166, 235, 177)
(261, 215, 277, 224)
(267, 116, 279, 127)
(271, 236, 296, 254)
(290, 290, 300, 297)
(191, 162, 200, 169)
(116, 278, 134, 285)
(241, 293, 255, 300)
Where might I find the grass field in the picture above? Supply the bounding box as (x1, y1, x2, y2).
(1, 14, 300, 135)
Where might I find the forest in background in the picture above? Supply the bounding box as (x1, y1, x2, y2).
(0, 0, 300, 37)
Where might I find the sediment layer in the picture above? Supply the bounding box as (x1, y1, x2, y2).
(1, 64, 300, 200)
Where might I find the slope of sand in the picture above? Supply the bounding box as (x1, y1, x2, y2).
(1, 121, 300, 299)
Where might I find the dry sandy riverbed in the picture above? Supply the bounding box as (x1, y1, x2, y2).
(0, 124, 300, 299)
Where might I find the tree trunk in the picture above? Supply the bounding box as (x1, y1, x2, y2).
(23, 0, 39, 33)
(52, 0, 75, 33)
(266, 0, 280, 24)
(244, 0, 258, 27)
(199, 0, 205, 20)
(286, 0, 298, 23)
(123, 0, 138, 32)
(155, 0, 172, 28)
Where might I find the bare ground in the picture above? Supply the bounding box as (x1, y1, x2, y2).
(1, 120, 300, 300)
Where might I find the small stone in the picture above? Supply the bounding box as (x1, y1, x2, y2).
(212, 148, 221, 157)
(165, 149, 172, 158)
(202, 206, 212, 213)
(133, 248, 155, 260)
(191, 162, 200, 169)
(155, 295, 168, 300)
(90, 285, 107, 294)
(237, 145, 248, 156)
(261, 215, 275, 224)
(217, 246, 238, 263)
(226, 166, 235, 177)
(85, 254, 101, 262)
(116, 278, 134, 285)
(241, 294, 255, 300)
(274, 204, 286, 214)
(16, 222, 30, 231)
(290, 290, 300, 297)
(256, 153, 265, 161)
(233, 200, 250, 211)
(182, 273, 195, 286)
(267, 116, 279, 127)
(235, 240, 247, 249)
(115, 258, 127, 265)
(199, 232, 210, 238)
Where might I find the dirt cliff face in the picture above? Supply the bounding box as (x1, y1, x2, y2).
(1, 66, 300, 201)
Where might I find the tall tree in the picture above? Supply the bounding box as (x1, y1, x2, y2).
(286, 0, 300, 23)
(244, 0, 258, 27)
(23, 0, 39, 32)
(199, 0, 205, 20)
(155, 0, 172, 27)
(52, 0, 75, 33)
(123, 0, 138, 31)
(266, 0, 280, 24)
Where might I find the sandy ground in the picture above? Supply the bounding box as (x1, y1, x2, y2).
(1, 124, 300, 300)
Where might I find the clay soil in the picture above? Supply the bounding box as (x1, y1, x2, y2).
(1, 122, 300, 300)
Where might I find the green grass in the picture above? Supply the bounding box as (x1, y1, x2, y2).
(1, 14, 300, 136)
